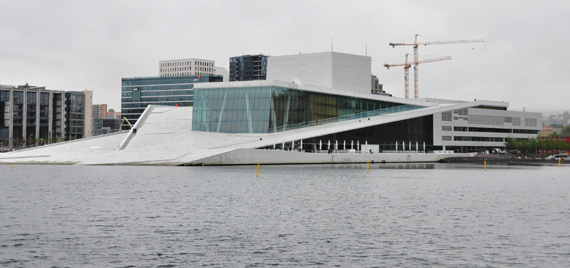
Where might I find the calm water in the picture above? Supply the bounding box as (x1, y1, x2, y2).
(1, 163, 569, 267)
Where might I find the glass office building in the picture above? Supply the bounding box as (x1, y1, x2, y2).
(65, 92, 85, 139)
(192, 86, 424, 134)
(121, 75, 223, 129)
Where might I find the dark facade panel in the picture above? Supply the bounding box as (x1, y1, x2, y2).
(306, 115, 434, 151)
(229, 55, 269, 81)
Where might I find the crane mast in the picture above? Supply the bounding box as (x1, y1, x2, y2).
(385, 54, 451, 98)
(389, 34, 484, 98)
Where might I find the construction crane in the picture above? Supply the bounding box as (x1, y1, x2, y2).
(389, 34, 484, 98)
(119, 117, 133, 131)
(384, 54, 452, 98)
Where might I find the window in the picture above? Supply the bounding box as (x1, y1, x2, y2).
(441, 111, 452, 121)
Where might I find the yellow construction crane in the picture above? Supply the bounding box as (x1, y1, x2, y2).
(384, 54, 451, 98)
(119, 117, 133, 131)
(389, 34, 484, 98)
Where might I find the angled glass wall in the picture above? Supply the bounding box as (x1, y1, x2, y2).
(192, 86, 424, 133)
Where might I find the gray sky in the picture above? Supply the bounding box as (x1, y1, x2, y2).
(1, 0, 568, 113)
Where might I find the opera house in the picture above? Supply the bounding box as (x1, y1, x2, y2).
(0, 52, 541, 165)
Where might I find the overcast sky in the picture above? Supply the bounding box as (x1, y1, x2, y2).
(1, 0, 568, 114)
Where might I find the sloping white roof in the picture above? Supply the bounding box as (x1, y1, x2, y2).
(0, 96, 507, 165)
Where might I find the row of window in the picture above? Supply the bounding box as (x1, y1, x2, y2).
(442, 126, 539, 134)
(0, 91, 50, 103)
(122, 96, 193, 103)
(159, 72, 213, 77)
(122, 90, 194, 98)
(442, 112, 537, 128)
(161, 67, 192, 72)
(122, 76, 213, 86)
(442, 136, 505, 142)
(160, 61, 214, 67)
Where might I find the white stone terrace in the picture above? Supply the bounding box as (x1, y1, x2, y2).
(0, 98, 503, 166)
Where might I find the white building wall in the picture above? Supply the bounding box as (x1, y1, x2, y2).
(268, 52, 332, 88)
(215, 66, 229, 82)
(267, 52, 370, 94)
(433, 107, 542, 149)
(83, 90, 93, 138)
(159, 58, 215, 77)
(331, 52, 371, 95)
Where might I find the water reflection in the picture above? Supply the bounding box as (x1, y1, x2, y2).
(1, 164, 568, 267)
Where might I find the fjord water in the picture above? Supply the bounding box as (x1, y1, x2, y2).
(1, 164, 569, 267)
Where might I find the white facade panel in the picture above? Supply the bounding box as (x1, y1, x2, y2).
(433, 107, 542, 150)
(159, 58, 215, 77)
(331, 52, 371, 95)
(267, 52, 370, 94)
(268, 52, 332, 88)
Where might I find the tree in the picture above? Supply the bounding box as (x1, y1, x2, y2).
(527, 138, 539, 155)
(505, 137, 519, 151)
(562, 125, 570, 136)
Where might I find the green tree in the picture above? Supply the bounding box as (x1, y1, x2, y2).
(528, 138, 536, 154)
(505, 137, 519, 151)
(562, 125, 570, 136)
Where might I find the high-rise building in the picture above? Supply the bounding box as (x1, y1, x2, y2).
(121, 75, 223, 129)
(229, 54, 269, 81)
(93, 104, 107, 119)
(159, 58, 215, 77)
(0, 84, 92, 150)
(65, 90, 93, 140)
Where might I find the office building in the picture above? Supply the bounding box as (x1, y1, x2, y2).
(65, 90, 93, 140)
(121, 75, 223, 129)
(229, 54, 269, 81)
(159, 58, 215, 77)
(0, 84, 92, 150)
(93, 104, 107, 119)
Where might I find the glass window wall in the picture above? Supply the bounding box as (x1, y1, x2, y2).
(193, 86, 424, 133)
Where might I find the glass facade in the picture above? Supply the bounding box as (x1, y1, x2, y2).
(65, 92, 85, 139)
(121, 75, 222, 129)
(192, 86, 424, 133)
(0, 90, 7, 148)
